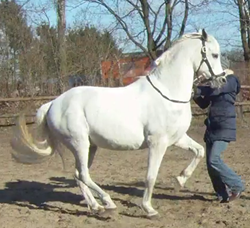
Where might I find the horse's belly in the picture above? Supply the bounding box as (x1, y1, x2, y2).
(89, 129, 146, 151)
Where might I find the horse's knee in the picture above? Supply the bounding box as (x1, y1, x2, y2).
(189, 145, 204, 158)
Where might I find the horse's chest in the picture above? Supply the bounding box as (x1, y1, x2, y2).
(161, 105, 191, 126)
(167, 108, 192, 138)
(148, 106, 191, 137)
(171, 109, 191, 125)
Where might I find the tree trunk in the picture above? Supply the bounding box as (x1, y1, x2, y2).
(238, 0, 250, 61)
(57, 0, 66, 93)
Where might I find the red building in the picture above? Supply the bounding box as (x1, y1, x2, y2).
(101, 54, 153, 86)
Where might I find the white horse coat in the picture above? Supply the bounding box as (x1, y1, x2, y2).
(11, 29, 226, 217)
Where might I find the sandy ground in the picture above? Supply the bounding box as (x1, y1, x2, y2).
(0, 117, 250, 228)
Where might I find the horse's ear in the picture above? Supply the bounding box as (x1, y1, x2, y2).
(155, 56, 162, 66)
(201, 29, 208, 41)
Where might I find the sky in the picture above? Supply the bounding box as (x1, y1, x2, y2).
(21, 0, 242, 53)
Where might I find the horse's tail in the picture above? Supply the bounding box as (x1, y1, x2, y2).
(10, 101, 56, 164)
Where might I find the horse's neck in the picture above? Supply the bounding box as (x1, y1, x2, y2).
(153, 56, 194, 101)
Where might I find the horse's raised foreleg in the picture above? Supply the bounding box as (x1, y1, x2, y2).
(142, 135, 168, 217)
(174, 133, 204, 188)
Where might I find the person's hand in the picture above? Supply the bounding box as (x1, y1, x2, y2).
(224, 68, 234, 76)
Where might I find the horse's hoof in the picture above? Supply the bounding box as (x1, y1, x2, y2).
(146, 211, 160, 220)
(140, 203, 159, 219)
(104, 205, 117, 211)
(91, 206, 105, 215)
(174, 176, 184, 191)
(98, 208, 117, 219)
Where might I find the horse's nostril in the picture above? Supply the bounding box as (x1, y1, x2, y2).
(218, 77, 227, 84)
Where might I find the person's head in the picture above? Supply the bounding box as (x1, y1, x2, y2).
(221, 55, 230, 70)
(221, 55, 234, 74)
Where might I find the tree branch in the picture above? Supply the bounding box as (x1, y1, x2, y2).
(178, 0, 189, 38)
(154, 1, 169, 45)
(91, 0, 149, 54)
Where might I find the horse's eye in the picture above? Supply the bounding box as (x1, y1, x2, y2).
(212, 53, 219, 59)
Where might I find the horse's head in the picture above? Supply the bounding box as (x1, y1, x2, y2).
(194, 29, 226, 88)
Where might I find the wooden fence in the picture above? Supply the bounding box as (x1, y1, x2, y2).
(0, 96, 57, 126)
(1, 91, 250, 126)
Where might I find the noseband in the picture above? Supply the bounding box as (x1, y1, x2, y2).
(146, 38, 226, 103)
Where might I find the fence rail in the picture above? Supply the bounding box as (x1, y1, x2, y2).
(1, 95, 250, 126)
(0, 96, 57, 102)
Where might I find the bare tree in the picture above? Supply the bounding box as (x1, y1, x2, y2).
(76, 0, 193, 60)
(214, 0, 250, 61)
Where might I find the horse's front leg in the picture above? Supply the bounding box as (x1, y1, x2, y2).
(142, 135, 168, 217)
(174, 133, 205, 188)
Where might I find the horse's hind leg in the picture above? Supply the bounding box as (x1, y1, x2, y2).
(174, 133, 205, 188)
(69, 133, 117, 211)
(74, 169, 103, 212)
(88, 145, 97, 168)
(80, 145, 98, 200)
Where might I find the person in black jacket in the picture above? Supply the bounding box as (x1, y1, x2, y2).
(193, 70, 245, 203)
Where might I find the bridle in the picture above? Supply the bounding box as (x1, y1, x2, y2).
(146, 38, 226, 104)
(194, 38, 226, 85)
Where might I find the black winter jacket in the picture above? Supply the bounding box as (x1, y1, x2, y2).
(193, 75, 241, 143)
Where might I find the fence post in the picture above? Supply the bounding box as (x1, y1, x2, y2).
(236, 91, 244, 119)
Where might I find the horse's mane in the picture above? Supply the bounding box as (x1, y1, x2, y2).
(149, 32, 204, 76)
(171, 32, 203, 46)
(158, 33, 206, 63)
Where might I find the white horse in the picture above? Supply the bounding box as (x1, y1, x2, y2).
(11, 29, 226, 217)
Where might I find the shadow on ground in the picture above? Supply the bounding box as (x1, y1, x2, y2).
(1, 177, 245, 219)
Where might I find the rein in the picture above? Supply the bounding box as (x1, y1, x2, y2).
(146, 38, 226, 104)
(146, 75, 191, 103)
